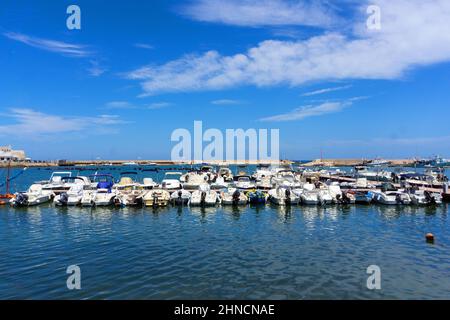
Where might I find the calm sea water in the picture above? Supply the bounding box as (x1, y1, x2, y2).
(0, 166, 449, 300)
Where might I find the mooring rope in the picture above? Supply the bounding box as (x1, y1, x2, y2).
(0, 168, 28, 188)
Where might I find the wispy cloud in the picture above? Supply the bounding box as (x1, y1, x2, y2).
(0, 109, 126, 139)
(134, 43, 154, 50)
(147, 102, 173, 109)
(105, 101, 137, 109)
(104, 101, 173, 110)
(211, 99, 244, 105)
(3, 32, 92, 57)
(87, 60, 107, 77)
(181, 0, 338, 28)
(301, 85, 352, 97)
(260, 99, 355, 122)
(127, 0, 450, 96)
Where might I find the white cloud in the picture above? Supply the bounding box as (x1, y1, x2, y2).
(181, 0, 338, 27)
(127, 0, 450, 96)
(0, 109, 126, 138)
(147, 102, 173, 109)
(134, 43, 154, 50)
(211, 99, 243, 105)
(105, 101, 137, 109)
(87, 60, 107, 77)
(3, 32, 92, 57)
(302, 85, 352, 96)
(260, 101, 351, 122)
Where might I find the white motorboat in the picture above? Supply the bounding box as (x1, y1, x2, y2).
(220, 188, 248, 205)
(218, 167, 234, 182)
(354, 166, 392, 182)
(53, 177, 91, 206)
(181, 172, 209, 190)
(299, 183, 320, 205)
(268, 187, 300, 206)
(143, 189, 171, 207)
(114, 187, 145, 207)
(210, 175, 229, 190)
(38, 171, 73, 194)
(161, 172, 183, 191)
(272, 170, 302, 188)
(170, 189, 191, 205)
(53, 176, 91, 206)
(234, 175, 256, 190)
(252, 164, 273, 182)
(256, 176, 274, 190)
(408, 189, 442, 205)
(81, 174, 116, 206)
(11, 184, 54, 207)
(318, 188, 334, 205)
(372, 191, 412, 205)
(189, 184, 218, 206)
(141, 177, 158, 190)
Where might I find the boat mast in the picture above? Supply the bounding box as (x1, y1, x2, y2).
(5, 159, 11, 194)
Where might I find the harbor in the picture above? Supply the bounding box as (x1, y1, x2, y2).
(1, 163, 450, 299)
(2, 157, 450, 208)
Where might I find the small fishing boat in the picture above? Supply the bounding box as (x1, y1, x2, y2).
(298, 183, 320, 205)
(210, 175, 229, 190)
(247, 190, 268, 204)
(408, 189, 442, 205)
(218, 167, 234, 182)
(220, 188, 248, 205)
(189, 184, 219, 206)
(143, 189, 170, 207)
(141, 177, 158, 190)
(268, 187, 300, 206)
(161, 172, 183, 191)
(256, 176, 273, 190)
(10, 184, 54, 207)
(113, 173, 145, 206)
(81, 174, 115, 206)
(317, 189, 333, 205)
(53, 177, 91, 206)
(348, 191, 374, 204)
(234, 175, 256, 190)
(38, 171, 73, 194)
(372, 191, 412, 205)
(181, 172, 209, 190)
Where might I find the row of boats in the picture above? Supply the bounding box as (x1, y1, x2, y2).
(7, 165, 446, 208)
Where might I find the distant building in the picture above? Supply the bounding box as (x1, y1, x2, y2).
(0, 145, 27, 162)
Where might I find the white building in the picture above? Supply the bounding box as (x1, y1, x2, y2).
(0, 146, 27, 162)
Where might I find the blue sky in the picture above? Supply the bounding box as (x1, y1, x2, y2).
(1, 0, 450, 160)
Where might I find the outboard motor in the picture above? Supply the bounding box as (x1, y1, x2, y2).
(285, 189, 291, 205)
(15, 193, 28, 206)
(424, 191, 436, 205)
(177, 190, 183, 205)
(342, 193, 350, 205)
(232, 190, 241, 205)
(59, 192, 69, 206)
(201, 191, 206, 206)
(336, 194, 342, 204)
(396, 194, 403, 204)
(152, 192, 158, 207)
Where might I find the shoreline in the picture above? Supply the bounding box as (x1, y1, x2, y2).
(0, 158, 423, 168)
